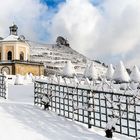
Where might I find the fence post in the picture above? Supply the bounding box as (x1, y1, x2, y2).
(34, 82, 36, 105)
(134, 97, 138, 139)
(88, 90, 92, 128)
(5, 76, 8, 99)
(1, 75, 7, 99)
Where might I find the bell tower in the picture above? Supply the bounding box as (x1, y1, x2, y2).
(9, 24, 18, 35)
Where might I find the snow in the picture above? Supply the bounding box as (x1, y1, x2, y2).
(113, 61, 130, 83)
(51, 75, 58, 83)
(106, 118, 117, 130)
(86, 62, 98, 80)
(63, 60, 75, 77)
(3, 71, 7, 76)
(83, 63, 90, 77)
(42, 95, 49, 104)
(14, 74, 24, 85)
(2, 35, 19, 41)
(24, 73, 33, 84)
(29, 41, 107, 77)
(57, 75, 64, 84)
(0, 84, 108, 140)
(73, 76, 79, 84)
(0, 76, 135, 140)
(84, 78, 91, 85)
(130, 65, 140, 82)
(129, 82, 138, 90)
(106, 64, 114, 80)
(0, 103, 106, 140)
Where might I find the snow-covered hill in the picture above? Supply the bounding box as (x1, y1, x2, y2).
(28, 41, 107, 77)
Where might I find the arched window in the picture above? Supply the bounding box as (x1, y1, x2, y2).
(7, 51, 12, 60)
(20, 52, 24, 61)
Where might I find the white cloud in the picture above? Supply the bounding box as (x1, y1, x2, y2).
(0, 0, 47, 40)
(48, 0, 101, 54)
(47, 0, 140, 67)
(1, 0, 140, 67)
(94, 0, 140, 62)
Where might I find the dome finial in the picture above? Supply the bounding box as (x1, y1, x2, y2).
(12, 22, 15, 26)
(9, 23, 18, 35)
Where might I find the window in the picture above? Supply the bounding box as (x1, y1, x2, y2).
(7, 51, 12, 60)
(20, 52, 24, 61)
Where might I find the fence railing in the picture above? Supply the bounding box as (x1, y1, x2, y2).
(34, 80, 140, 139)
(0, 74, 7, 99)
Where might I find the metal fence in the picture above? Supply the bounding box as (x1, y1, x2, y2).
(0, 75, 7, 99)
(34, 80, 140, 139)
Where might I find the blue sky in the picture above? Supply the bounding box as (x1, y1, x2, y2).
(41, 0, 65, 8)
(41, 0, 103, 8)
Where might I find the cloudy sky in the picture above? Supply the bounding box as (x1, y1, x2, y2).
(0, 0, 140, 67)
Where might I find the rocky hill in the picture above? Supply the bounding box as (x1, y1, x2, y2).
(28, 40, 107, 77)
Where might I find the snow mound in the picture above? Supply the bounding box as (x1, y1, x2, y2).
(63, 60, 75, 77)
(113, 61, 130, 83)
(106, 64, 114, 80)
(130, 65, 140, 83)
(87, 62, 98, 80)
(24, 73, 33, 84)
(24, 73, 30, 80)
(14, 74, 24, 85)
(29, 73, 33, 78)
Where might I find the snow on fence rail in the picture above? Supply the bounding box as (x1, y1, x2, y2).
(0, 74, 7, 99)
(34, 80, 140, 139)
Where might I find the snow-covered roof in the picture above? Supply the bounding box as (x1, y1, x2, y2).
(1, 35, 19, 42)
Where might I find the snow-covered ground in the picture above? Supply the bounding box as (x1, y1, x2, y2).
(0, 83, 134, 140)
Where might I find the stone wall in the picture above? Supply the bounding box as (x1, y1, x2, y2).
(14, 63, 44, 75)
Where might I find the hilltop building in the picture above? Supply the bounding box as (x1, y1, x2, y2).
(0, 24, 44, 75)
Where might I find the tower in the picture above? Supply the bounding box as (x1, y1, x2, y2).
(0, 24, 30, 61)
(9, 24, 18, 35)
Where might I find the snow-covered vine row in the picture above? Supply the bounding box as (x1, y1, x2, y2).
(34, 75, 140, 139)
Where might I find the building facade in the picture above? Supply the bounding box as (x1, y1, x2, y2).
(0, 24, 44, 75)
